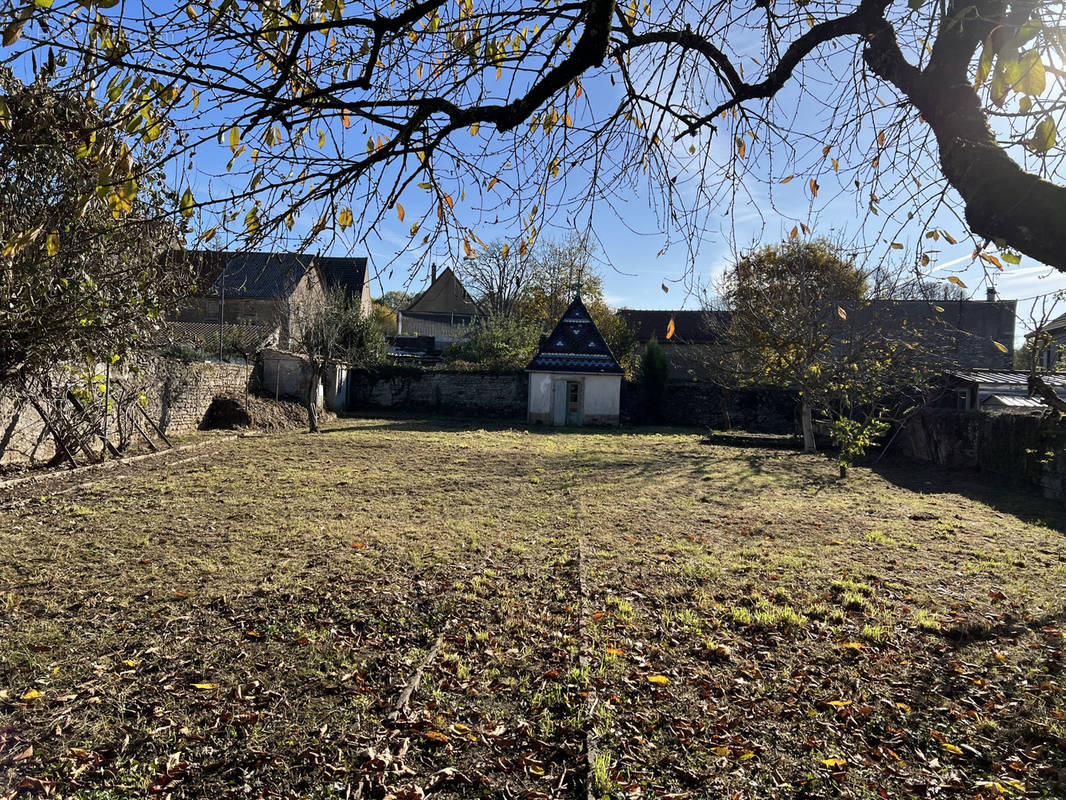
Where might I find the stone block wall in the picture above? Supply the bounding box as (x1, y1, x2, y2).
(348, 370, 527, 418)
(897, 408, 1066, 501)
(0, 360, 252, 467)
(621, 381, 798, 433)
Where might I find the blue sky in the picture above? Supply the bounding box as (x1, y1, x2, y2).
(13, 3, 1065, 343)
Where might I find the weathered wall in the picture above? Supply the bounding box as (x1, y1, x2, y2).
(897, 408, 1066, 501)
(527, 372, 621, 426)
(349, 370, 527, 418)
(621, 382, 798, 433)
(0, 361, 252, 467)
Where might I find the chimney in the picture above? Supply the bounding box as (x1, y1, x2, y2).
(431, 262, 438, 283)
(986, 286, 998, 302)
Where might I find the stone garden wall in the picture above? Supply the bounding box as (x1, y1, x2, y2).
(0, 361, 253, 467)
(897, 408, 1066, 501)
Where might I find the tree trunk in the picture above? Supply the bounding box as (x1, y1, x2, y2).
(801, 400, 816, 453)
(306, 369, 321, 433)
(863, 14, 1066, 274)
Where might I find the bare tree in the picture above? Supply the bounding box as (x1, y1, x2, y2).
(287, 286, 385, 432)
(455, 239, 536, 316)
(10, 0, 1066, 278)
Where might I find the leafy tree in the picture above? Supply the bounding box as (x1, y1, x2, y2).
(13, 0, 1066, 277)
(441, 314, 541, 371)
(0, 69, 188, 384)
(640, 335, 670, 423)
(715, 238, 934, 456)
(288, 286, 386, 432)
(516, 234, 604, 327)
(371, 301, 398, 336)
(378, 290, 418, 312)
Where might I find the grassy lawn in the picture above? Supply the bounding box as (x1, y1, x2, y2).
(1, 419, 1065, 799)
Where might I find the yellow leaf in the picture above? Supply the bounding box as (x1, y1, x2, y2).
(228, 126, 239, 152)
(22, 689, 44, 700)
(396, 203, 405, 222)
(779, 175, 793, 184)
(827, 699, 851, 707)
(470, 121, 480, 136)
(790, 226, 798, 240)
(191, 683, 219, 690)
(735, 136, 746, 159)
(712, 746, 730, 757)
(943, 231, 958, 245)
(487, 176, 498, 190)
(605, 647, 624, 656)
(993, 341, 1008, 354)
(343, 109, 351, 128)
(841, 642, 863, 649)
(423, 730, 449, 742)
(809, 179, 819, 197)
(822, 757, 847, 767)
(831, 158, 839, 171)
(941, 742, 964, 755)
(46, 231, 59, 256)
(836, 306, 847, 321)
(122, 659, 137, 667)
(890, 242, 904, 250)
(947, 275, 967, 289)
(666, 316, 675, 340)
(647, 674, 670, 685)
(444, 193, 454, 209)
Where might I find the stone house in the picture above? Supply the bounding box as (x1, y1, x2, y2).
(527, 295, 623, 426)
(397, 266, 485, 341)
(174, 252, 371, 348)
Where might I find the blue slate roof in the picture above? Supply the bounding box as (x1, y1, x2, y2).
(317, 256, 368, 301)
(207, 252, 312, 299)
(526, 296, 623, 375)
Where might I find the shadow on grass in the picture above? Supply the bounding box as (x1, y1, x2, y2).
(325, 411, 702, 437)
(872, 457, 1066, 535)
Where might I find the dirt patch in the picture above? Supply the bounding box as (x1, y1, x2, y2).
(200, 391, 330, 431)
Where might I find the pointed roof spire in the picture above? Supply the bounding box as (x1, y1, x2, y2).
(525, 295, 623, 374)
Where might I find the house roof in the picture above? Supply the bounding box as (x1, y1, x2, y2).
(618, 309, 724, 343)
(176, 249, 236, 295)
(982, 394, 1046, 408)
(207, 252, 315, 299)
(317, 256, 368, 301)
(404, 267, 482, 317)
(948, 370, 1066, 387)
(527, 296, 624, 374)
(1042, 310, 1066, 333)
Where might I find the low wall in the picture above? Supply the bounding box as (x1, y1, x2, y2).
(897, 408, 1066, 501)
(621, 381, 798, 433)
(0, 361, 252, 467)
(348, 370, 527, 418)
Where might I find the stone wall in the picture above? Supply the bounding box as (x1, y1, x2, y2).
(348, 370, 527, 418)
(621, 381, 798, 433)
(0, 361, 252, 467)
(897, 408, 1066, 501)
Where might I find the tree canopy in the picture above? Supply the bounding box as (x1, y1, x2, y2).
(10, 0, 1066, 279)
(715, 238, 934, 452)
(0, 68, 187, 384)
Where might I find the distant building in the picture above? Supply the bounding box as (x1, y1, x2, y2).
(619, 294, 1018, 380)
(397, 267, 484, 340)
(1030, 310, 1066, 370)
(172, 251, 370, 348)
(527, 295, 623, 426)
(945, 370, 1066, 410)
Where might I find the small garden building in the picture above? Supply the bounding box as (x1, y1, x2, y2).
(527, 295, 623, 426)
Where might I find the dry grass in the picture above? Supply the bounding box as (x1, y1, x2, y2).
(1, 417, 1064, 799)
